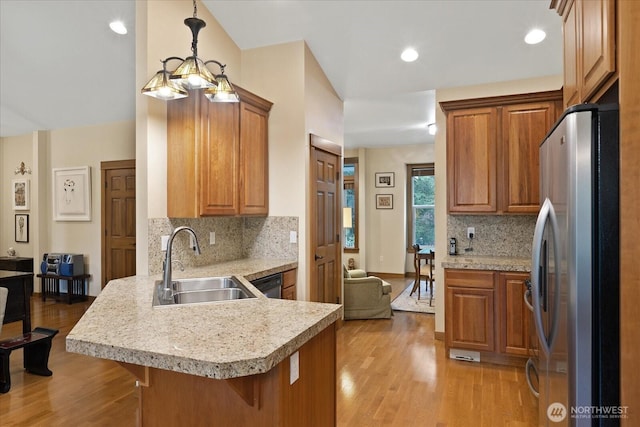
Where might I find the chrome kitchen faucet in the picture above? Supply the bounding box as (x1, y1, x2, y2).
(161, 226, 201, 300)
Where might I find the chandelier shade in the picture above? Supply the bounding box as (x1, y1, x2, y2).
(204, 62, 240, 103)
(141, 68, 189, 100)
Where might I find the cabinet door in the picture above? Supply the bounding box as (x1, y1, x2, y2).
(167, 94, 199, 218)
(446, 287, 495, 352)
(445, 269, 495, 352)
(199, 102, 240, 216)
(563, 0, 580, 108)
(498, 272, 530, 356)
(282, 268, 297, 300)
(580, 0, 616, 101)
(501, 102, 557, 213)
(238, 102, 269, 215)
(446, 107, 497, 213)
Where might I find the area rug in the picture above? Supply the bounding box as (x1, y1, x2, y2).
(391, 284, 435, 314)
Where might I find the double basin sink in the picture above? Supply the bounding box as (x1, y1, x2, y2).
(153, 276, 257, 307)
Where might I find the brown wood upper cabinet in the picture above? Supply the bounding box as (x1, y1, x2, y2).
(441, 91, 562, 214)
(167, 86, 273, 217)
(552, 0, 616, 108)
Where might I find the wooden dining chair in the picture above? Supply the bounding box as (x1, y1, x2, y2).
(410, 244, 435, 304)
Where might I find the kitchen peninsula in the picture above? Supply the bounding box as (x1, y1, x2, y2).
(66, 259, 342, 426)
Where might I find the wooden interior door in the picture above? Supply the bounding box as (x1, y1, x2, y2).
(101, 160, 136, 288)
(309, 135, 341, 304)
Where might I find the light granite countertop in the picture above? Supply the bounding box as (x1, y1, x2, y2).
(66, 258, 342, 380)
(441, 255, 531, 272)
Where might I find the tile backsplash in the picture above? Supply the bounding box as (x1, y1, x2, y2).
(447, 214, 536, 258)
(148, 216, 298, 275)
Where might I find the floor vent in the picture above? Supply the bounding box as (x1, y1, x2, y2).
(449, 349, 480, 362)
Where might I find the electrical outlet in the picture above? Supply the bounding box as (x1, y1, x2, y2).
(290, 231, 297, 243)
(290, 351, 299, 384)
(379, 255, 384, 262)
(209, 231, 215, 245)
(161, 235, 169, 251)
(467, 227, 475, 240)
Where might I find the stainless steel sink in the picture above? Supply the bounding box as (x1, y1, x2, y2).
(153, 276, 257, 307)
(172, 288, 253, 304)
(172, 276, 240, 292)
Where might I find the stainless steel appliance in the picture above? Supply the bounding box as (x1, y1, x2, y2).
(529, 104, 620, 426)
(250, 273, 283, 299)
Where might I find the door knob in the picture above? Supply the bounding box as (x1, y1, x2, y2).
(315, 254, 324, 261)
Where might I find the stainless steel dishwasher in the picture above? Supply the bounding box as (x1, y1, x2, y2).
(250, 273, 283, 298)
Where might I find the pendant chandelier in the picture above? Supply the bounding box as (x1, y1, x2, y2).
(141, 0, 239, 102)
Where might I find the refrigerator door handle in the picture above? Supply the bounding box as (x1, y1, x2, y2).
(523, 288, 533, 311)
(525, 358, 539, 398)
(531, 198, 562, 356)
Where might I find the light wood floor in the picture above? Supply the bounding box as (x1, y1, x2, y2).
(1, 279, 537, 426)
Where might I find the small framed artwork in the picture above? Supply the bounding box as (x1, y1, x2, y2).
(15, 214, 29, 243)
(376, 194, 393, 209)
(11, 178, 30, 210)
(53, 166, 92, 221)
(375, 172, 395, 188)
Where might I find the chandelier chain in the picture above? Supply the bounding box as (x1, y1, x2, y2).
(193, 0, 197, 18)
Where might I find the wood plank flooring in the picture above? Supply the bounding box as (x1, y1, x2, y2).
(1, 280, 537, 426)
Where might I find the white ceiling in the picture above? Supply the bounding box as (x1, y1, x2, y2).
(0, 0, 562, 148)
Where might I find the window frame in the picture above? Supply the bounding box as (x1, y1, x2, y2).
(406, 163, 435, 252)
(343, 157, 359, 252)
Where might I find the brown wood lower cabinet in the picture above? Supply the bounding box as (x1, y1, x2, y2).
(498, 272, 531, 356)
(120, 322, 336, 427)
(282, 268, 297, 300)
(445, 268, 532, 364)
(445, 269, 495, 352)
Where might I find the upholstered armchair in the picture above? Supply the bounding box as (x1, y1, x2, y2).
(343, 266, 392, 320)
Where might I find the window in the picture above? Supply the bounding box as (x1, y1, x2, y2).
(407, 163, 435, 249)
(343, 158, 358, 251)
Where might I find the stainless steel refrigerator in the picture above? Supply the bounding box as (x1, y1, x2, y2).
(528, 104, 620, 426)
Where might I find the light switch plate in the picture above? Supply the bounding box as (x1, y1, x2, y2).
(209, 231, 215, 245)
(161, 235, 169, 251)
(290, 231, 297, 243)
(290, 351, 299, 384)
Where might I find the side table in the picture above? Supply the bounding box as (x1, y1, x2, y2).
(37, 273, 90, 304)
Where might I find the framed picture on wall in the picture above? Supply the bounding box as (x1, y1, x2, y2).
(376, 194, 393, 209)
(15, 214, 29, 243)
(11, 178, 30, 210)
(375, 172, 395, 188)
(53, 166, 92, 221)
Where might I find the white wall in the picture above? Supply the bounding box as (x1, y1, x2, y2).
(432, 74, 563, 333)
(1, 121, 135, 296)
(241, 41, 344, 301)
(1, 133, 33, 257)
(363, 144, 434, 275)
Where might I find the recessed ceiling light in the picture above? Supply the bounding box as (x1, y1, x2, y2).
(109, 20, 128, 35)
(401, 48, 419, 62)
(524, 28, 546, 45)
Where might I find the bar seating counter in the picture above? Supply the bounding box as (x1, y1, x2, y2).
(66, 258, 342, 426)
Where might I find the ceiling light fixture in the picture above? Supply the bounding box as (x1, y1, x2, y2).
(427, 123, 437, 135)
(524, 28, 546, 45)
(401, 48, 419, 62)
(141, 0, 239, 102)
(109, 20, 127, 35)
